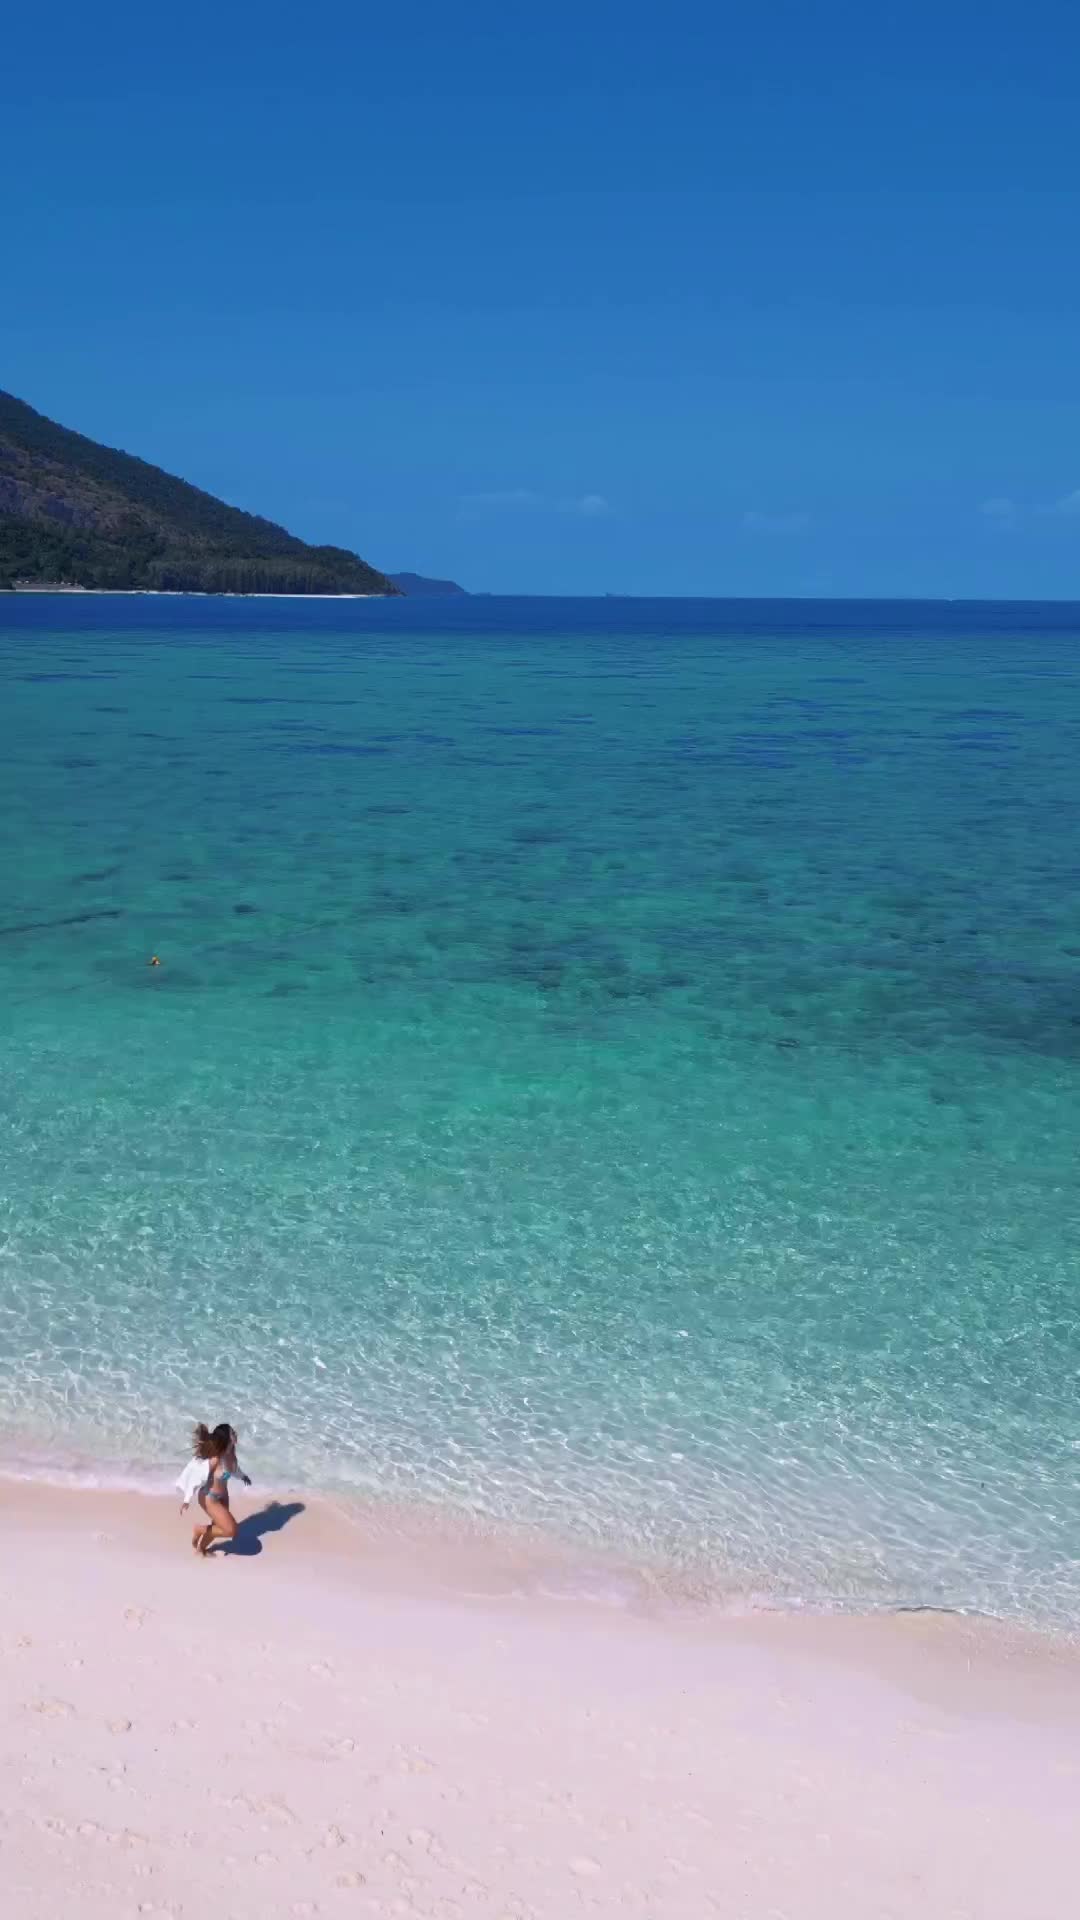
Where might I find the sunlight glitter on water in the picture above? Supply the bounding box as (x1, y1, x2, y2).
(1, 596, 1079, 1626)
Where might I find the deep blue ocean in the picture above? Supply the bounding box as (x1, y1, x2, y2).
(1, 594, 1078, 1624)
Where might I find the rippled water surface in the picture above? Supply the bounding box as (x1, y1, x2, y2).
(1, 595, 1078, 1623)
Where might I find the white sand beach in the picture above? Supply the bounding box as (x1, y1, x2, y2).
(3, 1482, 1078, 1919)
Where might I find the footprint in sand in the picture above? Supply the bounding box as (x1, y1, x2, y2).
(109, 1717, 133, 1734)
(30, 1698, 75, 1717)
(124, 1606, 149, 1628)
(682, 1808, 713, 1829)
(230, 1793, 298, 1827)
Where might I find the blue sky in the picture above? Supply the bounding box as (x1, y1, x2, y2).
(4, 1, 1080, 596)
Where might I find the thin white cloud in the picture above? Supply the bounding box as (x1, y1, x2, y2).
(979, 488, 1080, 523)
(562, 492, 611, 517)
(741, 509, 810, 535)
(457, 489, 612, 521)
(457, 489, 543, 519)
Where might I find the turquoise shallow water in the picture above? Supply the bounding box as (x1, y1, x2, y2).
(1, 596, 1079, 1624)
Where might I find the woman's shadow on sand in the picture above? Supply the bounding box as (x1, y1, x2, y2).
(213, 1499, 306, 1557)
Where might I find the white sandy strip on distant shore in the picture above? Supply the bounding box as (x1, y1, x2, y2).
(2, 1483, 1079, 1920)
(9, 588, 384, 598)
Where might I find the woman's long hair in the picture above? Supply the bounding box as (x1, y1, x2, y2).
(192, 1421, 233, 1460)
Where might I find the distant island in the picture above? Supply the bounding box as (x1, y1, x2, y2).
(388, 572, 468, 597)
(0, 390, 396, 596)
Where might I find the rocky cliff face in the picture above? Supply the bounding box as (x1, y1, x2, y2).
(0, 451, 113, 533)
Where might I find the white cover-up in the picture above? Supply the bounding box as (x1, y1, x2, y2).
(175, 1456, 209, 1510)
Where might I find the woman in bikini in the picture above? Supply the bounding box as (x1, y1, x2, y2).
(191, 1421, 251, 1556)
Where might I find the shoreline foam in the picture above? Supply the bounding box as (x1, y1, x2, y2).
(0, 1459, 782, 1620)
(5, 1471, 1079, 1655)
(3, 1451, 1077, 1636)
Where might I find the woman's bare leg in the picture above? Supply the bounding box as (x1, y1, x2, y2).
(202, 1499, 238, 1553)
(195, 1491, 223, 1555)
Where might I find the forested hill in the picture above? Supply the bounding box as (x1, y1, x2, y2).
(389, 572, 469, 596)
(0, 390, 396, 595)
